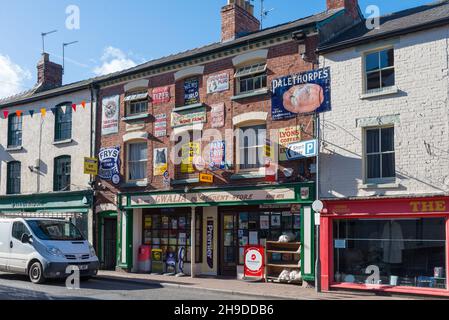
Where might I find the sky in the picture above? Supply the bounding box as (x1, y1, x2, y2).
(0, 0, 435, 99)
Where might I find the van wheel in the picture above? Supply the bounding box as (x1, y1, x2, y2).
(29, 262, 46, 284)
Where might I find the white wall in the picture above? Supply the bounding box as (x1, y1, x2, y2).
(319, 26, 449, 199)
(0, 89, 93, 195)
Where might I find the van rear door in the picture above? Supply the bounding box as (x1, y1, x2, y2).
(0, 221, 11, 271)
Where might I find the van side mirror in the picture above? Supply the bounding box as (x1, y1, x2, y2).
(21, 234, 32, 244)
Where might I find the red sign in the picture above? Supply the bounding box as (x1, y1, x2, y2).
(244, 246, 265, 280)
(152, 86, 171, 105)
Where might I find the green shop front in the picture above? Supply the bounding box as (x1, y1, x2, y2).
(0, 190, 94, 243)
(117, 183, 316, 283)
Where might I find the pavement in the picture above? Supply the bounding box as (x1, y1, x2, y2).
(96, 270, 425, 300)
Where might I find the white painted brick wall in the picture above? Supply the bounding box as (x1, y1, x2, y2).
(319, 26, 449, 199)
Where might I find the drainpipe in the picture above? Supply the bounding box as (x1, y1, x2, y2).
(191, 206, 197, 278)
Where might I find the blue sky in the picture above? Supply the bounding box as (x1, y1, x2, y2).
(0, 0, 433, 98)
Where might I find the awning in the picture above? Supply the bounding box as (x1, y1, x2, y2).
(124, 92, 148, 102)
(234, 63, 267, 78)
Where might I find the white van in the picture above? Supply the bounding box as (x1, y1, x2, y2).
(0, 218, 99, 284)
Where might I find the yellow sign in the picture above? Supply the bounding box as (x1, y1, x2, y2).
(279, 126, 302, 161)
(181, 142, 200, 173)
(199, 173, 214, 184)
(84, 157, 98, 175)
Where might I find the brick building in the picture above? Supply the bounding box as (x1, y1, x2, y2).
(93, 0, 361, 282)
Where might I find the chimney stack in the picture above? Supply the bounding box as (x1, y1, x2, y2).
(36, 53, 63, 91)
(326, 0, 359, 18)
(221, 0, 260, 42)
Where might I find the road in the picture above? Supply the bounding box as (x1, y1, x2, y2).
(0, 273, 275, 300)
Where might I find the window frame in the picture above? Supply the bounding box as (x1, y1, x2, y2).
(236, 123, 267, 173)
(363, 125, 396, 184)
(363, 47, 395, 94)
(126, 141, 148, 183)
(125, 91, 149, 117)
(53, 155, 72, 192)
(7, 161, 21, 195)
(234, 62, 268, 95)
(54, 102, 73, 142)
(12, 221, 31, 241)
(7, 113, 22, 148)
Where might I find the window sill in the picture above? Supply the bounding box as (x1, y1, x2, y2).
(6, 146, 23, 152)
(359, 182, 400, 190)
(122, 113, 150, 121)
(122, 179, 148, 188)
(173, 103, 204, 112)
(231, 88, 269, 101)
(230, 172, 265, 180)
(171, 178, 200, 185)
(360, 86, 398, 99)
(53, 139, 73, 146)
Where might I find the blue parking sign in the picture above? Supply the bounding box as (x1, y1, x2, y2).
(285, 139, 318, 160)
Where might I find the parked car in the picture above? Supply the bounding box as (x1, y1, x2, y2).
(0, 218, 99, 284)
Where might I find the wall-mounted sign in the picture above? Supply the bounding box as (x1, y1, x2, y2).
(154, 148, 168, 176)
(207, 73, 229, 94)
(272, 68, 331, 120)
(244, 246, 265, 280)
(152, 86, 171, 105)
(171, 107, 206, 128)
(279, 126, 302, 161)
(200, 173, 214, 184)
(154, 113, 167, 137)
(101, 95, 120, 135)
(206, 219, 214, 269)
(98, 146, 121, 185)
(163, 170, 171, 189)
(209, 140, 225, 170)
(211, 103, 225, 128)
(181, 142, 200, 173)
(285, 139, 318, 161)
(84, 157, 98, 176)
(184, 77, 200, 105)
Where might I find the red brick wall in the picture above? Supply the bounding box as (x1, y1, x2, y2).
(221, 3, 260, 42)
(326, 0, 359, 18)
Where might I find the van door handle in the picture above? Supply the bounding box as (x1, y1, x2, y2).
(10, 241, 13, 249)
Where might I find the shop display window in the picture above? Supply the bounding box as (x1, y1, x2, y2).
(333, 218, 446, 289)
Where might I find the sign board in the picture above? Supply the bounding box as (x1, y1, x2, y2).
(101, 95, 120, 135)
(279, 126, 302, 161)
(199, 173, 214, 184)
(285, 139, 318, 161)
(184, 77, 200, 105)
(151, 249, 164, 274)
(243, 246, 265, 280)
(206, 219, 214, 269)
(272, 68, 331, 120)
(154, 148, 168, 176)
(211, 103, 225, 128)
(209, 140, 226, 170)
(98, 146, 121, 185)
(84, 157, 98, 175)
(154, 113, 167, 137)
(171, 107, 206, 128)
(181, 142, 200, 173)
(152, 86, 171, 105)
(207, 73, 229, 94)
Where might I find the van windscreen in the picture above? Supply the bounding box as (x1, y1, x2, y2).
(27, 220, 84, 241)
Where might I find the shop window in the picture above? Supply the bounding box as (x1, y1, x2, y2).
(7, 161, 21, 195)
(55, 103, 72, 141)
(54, 155, 71, 192)
(124, 91, 148, 116)
(7, 113, 22, 148)
(333, 218, 446, 289)
(142, 210, 202, 264)
(126, 141, 148, 181)
(364, 48, 395, 93)
(234, 63, 267, 95)
(237, 124, 266, 171)
(365, 126, 395, 183)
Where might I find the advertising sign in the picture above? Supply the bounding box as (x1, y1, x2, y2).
(171, 107, 206, 128)
(279, 126, 302, 161)
(83, 157, 98, 175)
(206, 219, 214, 269)
(200, 173, 214, 184)
(152, 86, 171, 105)
(101, 95, 120, 135)
(181, 142, 200, 173)
(244, 246, 265, 280)
(272, 68, 331, 120)
(209, 140, 225, 170)
(98, 146, 121, 185)
(151, 249, 164, 274)
(154, 113, 167, 137)
(211, 103, 225, 128)
(285, 139, 318, 160)
(154, 148, 168, 176)
(184, 77, 200, 105)
(207, 73, 229, 94)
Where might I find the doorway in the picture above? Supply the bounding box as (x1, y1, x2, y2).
(99, 212, 118, 270)
(220, 212, 237, 276)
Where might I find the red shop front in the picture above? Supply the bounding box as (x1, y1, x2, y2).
(320, 196, 449, 297)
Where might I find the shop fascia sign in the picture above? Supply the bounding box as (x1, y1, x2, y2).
(171, 107, 206, 128)
(129, 188, 296, 207)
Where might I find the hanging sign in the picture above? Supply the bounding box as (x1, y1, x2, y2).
(200, 173, 214, 184)
(152, 86, 171, 105)
(181, 142, 200, 173)
(101, 95, 120, 135)
(211, 103, 225, 128)
(272, 67, 331, 120)
(83, 157, 98, 176)
(279, 126, 302, 161)
(207, 73, 229, 94)
(153, 148, 168, 176)
(171, 107, 206, 128)
(184, 77, 200, 105)
(163, 170, 171, 189)
(154, 113, 167, 137)
(206, 219, 214, 269)
(285, 139, 318, 161)
(243, 246, 265, 280)
(98, 146, 121, 185)
(209, 140, 226, 170)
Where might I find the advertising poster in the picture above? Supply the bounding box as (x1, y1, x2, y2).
(184, 77, 200, 105)
(207, 73, 229, 94)
(244, 246, 265, 280)
(152, 86, 171, 105)
(153, 148, 168, 176)
(209, 140, 225, 170)
(211, 103, 225, 128)
(206, 219, 214, 269)
(171, 107, 206, 128)
(271, 67, 331, 120)
(98, 146, 121, 185)
(101, 95, 120, 135)
(279, 126, 302, 161)
(154, 113, 167, 137)
(181, 142, 200, 173)
(260, 215, 269, 230)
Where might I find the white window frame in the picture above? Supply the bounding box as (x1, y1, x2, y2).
(236, 123, 267, 173)
(126, 141, 148, 183)
(362, 46, 395, 94)
(234, 62, 268, 95)
(125, 91, 148, 116)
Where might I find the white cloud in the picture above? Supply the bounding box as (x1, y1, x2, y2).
(0, 54, 31, 99)
(93, 46, 137, 76)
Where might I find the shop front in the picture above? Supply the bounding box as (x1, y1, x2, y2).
(118, 183, 316, 282)
(0, 190, 94, 243)
(320, 196, 449, 297)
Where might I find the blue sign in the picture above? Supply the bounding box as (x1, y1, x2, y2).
(98, 146, 121, 185)
(285, 139, 318, 161)
(271, 68, 331, 121)
(184, 78, 200, 105)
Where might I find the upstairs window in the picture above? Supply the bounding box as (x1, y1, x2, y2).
(7, 161, 21, 195)
(235, 63, 267, 95)
(365, 127, 395, 182)
(54, 155, 71, 191)
(364, 48, 395, 93)
(127, 142, 148, 181)
(55, 103, 72, 141)
(8, 113, 22, 148)
(238, 124, 266, 171)
(125, 91, 148, 116)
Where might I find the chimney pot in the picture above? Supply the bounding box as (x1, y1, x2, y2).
(326, 0, 359, 18)
(36, 53, 63, 91)
(221, 0, 260, 42)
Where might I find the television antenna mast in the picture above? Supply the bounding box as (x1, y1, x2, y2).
(41, 30, 57, 53)
(258, 0, 275, 29)
(62, 41, 79, 75)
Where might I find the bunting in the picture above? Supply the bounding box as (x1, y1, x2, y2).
(15, 110, 22, 118)
(3, 110, 8, 119)
(81, 101, 86, 108)
(40, 108, 46, 118)
(50, 108, 57, 115)
(29, 110, 34, 117)
(72, 103, 77, 112)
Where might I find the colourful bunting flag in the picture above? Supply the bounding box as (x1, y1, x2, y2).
(29, 110, 34, 117)
(41, 108, 46, 117)
(72, 103, 77, 112)
(3, 110, 8, 119)
(16, 110, 22, 118)
(81, 101, 86, 109)
(61, 105, 67, 114)
(51, 108, 57, 115)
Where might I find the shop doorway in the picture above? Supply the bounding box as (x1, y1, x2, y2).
(220, 213, 237, 276)
(99, 212, 118, 270)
